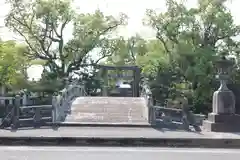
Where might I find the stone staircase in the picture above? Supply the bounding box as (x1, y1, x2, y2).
(65, 97, 149, 124)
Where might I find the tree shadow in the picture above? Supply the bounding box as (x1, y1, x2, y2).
(151, 121, 204, 135)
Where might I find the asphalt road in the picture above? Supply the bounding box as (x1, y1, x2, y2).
(1, 147, 240, 160)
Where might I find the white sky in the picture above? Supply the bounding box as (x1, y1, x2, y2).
(0, 0, 240, 80)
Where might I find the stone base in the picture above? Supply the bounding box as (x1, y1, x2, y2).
(203, 113, 240, 132)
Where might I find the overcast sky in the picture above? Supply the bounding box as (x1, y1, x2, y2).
(0, 0, 240, 80)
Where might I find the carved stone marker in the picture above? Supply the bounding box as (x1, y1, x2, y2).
(203, 56, 240, 132)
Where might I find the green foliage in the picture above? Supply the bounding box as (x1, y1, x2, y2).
(81, 71, 102, 95)
(0, 40, 29, 87)
(103, 0, 240, 113)
(5, 0, 127, 79)
(142, 0, 240, 113)
(106, 35, 147, 65)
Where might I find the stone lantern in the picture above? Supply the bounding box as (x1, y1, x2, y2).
(203, 56, 240, 132)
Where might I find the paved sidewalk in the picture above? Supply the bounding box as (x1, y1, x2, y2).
(0, 127, 240, 148)
(0, 127, 240, 139)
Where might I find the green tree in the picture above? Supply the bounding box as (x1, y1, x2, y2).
(100, 35, 146, 87)
(5, 0, 127, 80)
(106, 35, 147, 66)
(0, 40, 29, 87)
(144, 0, 240, 113)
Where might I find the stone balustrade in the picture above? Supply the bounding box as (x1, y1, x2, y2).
(0, 95, 51, 107)
(52, 84, 86, 123)
(1, 95, 53, 129)
(154, 106, 206, 126)
(0, 95, 51, 120)
(140, 79, 205, 131)
(0, 83, 86, 129)
(0, 97, 15, 106)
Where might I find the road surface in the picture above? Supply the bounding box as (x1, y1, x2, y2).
(1, 147, 240, 160)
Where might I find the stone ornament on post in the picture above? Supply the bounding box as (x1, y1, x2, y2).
(213, 56, 235, 114)
(203, 55, 240, 132)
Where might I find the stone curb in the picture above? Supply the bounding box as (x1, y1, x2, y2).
(0, 137, 240, 148)
(47, 122, 153, 128)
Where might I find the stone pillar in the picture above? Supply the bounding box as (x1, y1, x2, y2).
(135, 67, 141, 97)
(0, 99, 4, 106)
(0, 85, 5, 105)
(22, 93, 28, 106)
(11, 95, 21, 130)
(132, 70, 136, 97)
(9, 98, 13, 105)
(102, 68, 108, 96)
(0, 85, 5, 96)
(203, 56, 240, 132)
(52, 96, 57, 123)
(132, 67, 140, 97)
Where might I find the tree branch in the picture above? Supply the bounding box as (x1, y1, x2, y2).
(128, 39, 136, 62)
(66, 23, 121, 74)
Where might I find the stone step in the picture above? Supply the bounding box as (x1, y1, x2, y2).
(65, 117, 147, 123)
(65, 119, 147, 123)
(66, 115, 146, 120)
(71, 109, 143, 113)
(71, 108, 144, 112)
(71, 106, 144, 109)
(72, 107, 144, 109)
(73, 103, 145, 106)
(67, 116, 145, 121)
(67, 112, 145, 118)
(65, 120, 147, 123)
(66, 114, 146, 121)
(70, 113, 144, 117)
(65, 97, 148, 124)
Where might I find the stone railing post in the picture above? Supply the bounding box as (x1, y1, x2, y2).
(9, 98, 13, 105)
(81, 86, 84, 96)
(76, 85, 79, 96)
(65, 91, 68, 116)
(141, 82, 155, 125)
(56, 95, 61, 122)
(72, 86, 75, 98)
(148, 93, 156, 125)
(180, 98, 191, 131)
(33, 108, 41, 128)
(77, 86, 80, 96)
(0, 97, 4, 106)
(52, 96, 57, 123)
(71, 86, 75, 97)
(76, 85, 78, 96)
(76, 86, 78, 96)
(11, 95, 21, 130)
(22, 93, 28, 106)
(60, 95, 65, 121)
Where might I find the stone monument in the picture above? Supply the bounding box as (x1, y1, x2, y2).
(203, 56, 240, 132)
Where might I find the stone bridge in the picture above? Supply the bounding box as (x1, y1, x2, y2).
(65, 97, 149, 124)
(1, 58, 240, 133)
